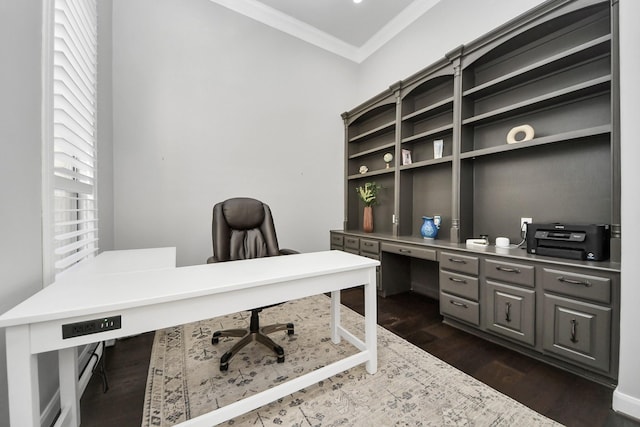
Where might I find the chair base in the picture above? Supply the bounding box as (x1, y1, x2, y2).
(212, 312, 294, 371)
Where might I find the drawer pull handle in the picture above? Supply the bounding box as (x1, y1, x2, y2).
(570, 319, 578, 343)
(399, 249, 412, 254)
(496, 266, 520, 274)
(505, 302, 512, 322)
(450, 300, 468, 309)
(449, 258, 467, 264)
(364, 242, 373, 247)
(449, 277, 467, 284)
(558, 276, 592, 287)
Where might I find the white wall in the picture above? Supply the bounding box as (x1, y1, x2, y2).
(98, 0, 115, 252)
(0, 1, 115, 424)
(613, 0, 640, 420)
(111, 0, 358, 267)
(0, 2, 54, 425)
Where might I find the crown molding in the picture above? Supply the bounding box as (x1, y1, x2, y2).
(357, 0, 441, 62)
(208, 0, 440, 64)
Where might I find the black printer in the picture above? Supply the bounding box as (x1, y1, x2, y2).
(526, 223, 610, 261)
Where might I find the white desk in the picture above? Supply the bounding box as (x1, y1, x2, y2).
(0, 249, 379, 427)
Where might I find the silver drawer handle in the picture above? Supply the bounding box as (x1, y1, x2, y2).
(399, 249, 412, 254)
(558, 276, 592, 287)
(364, 242, 374, 247)
(496, 266, 520, 274)
(505, 302, 512, 322)
(449, 277, 467, 284)
(450, 300, 468, 308)
(449, 258, 466, 264)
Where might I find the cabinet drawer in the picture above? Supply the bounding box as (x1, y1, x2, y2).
(543, 293, 611, 372)
(484, 259, 534, 288)
(486, 280, 535, 346)
(360, 239, 380, 255)
(440, 252, 479, 275)
(330, 234, 344, 247)
(381, 243, 436, 261)
(542, 268, 611, 304)
(440, 292, 480, 326)
(344, 236, 360, 250)
(440, 270, 479, 301)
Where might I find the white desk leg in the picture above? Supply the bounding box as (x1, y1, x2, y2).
(364, 268, 377, 374)
(330, 290, 341, 344)
(59, 346, 80, 426)
(5, 325, 40, 427)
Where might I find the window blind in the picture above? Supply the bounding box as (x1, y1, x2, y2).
(51, 0, 99, 275)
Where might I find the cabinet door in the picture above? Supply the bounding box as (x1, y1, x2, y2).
(543, 293, 611, 373)
(485, 281, 535, 346)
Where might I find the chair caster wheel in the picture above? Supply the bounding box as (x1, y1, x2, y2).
(212, 332, 221, 345)
(220, 363, 228, 371)
(277, 356, 285, 364)
(287, 323, 294, 335)
(212, 337, 219, 344)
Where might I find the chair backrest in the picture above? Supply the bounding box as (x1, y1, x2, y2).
(211, 198, 281, 262)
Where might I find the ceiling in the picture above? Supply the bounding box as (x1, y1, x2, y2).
(209, 0, 442, 63)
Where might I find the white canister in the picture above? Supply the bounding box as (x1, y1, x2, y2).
(495, 237, 510, 248)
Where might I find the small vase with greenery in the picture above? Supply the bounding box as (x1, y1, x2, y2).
(356, 182, 380, 232)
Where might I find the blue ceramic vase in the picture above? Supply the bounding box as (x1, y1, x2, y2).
(420, 216, 439, 239)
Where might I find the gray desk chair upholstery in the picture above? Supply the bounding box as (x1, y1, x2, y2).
(207, 197, 296, 371)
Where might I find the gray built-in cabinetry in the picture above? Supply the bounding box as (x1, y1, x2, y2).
(333, 0, 620, 386)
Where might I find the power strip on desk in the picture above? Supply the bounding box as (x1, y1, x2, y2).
(62, 315, 121, 339)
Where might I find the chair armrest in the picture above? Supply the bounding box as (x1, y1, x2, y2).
(279, 249, 299, 256)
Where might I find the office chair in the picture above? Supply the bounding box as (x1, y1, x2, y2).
(207, 197, 296, 371)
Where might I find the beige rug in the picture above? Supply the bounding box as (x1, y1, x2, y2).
(142, 294, 562, 426)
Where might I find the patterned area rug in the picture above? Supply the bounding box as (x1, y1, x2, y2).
(142, 294, 561, 426)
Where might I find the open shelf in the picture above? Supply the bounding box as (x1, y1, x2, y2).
(463, 75, 611, 126)
(460, 125, 611, 159)
(402, 97, 454, 122)
(348, 142, 395, 160)
(463, 35, 611, 99)
(399, 156, 453, 171)
(349, 120, 395, 143)
(341, 0, 617, 256)
(402, 124, 454, 144)
(348, 167, 395, 181)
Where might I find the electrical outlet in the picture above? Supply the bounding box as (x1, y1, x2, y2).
(520, 217, 533, 231)
(62, 315, 121, 339)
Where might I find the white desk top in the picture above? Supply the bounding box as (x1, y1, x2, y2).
(55, 247, 177, 279)
(0, 250, 378, 328)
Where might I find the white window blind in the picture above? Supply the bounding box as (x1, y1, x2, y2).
(48, 0, 99, 277)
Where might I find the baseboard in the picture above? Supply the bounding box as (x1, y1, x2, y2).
(613, 388, 640, 422)
(41, 389, 60, 427)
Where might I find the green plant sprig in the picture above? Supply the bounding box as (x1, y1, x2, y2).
(356, 182, 381, 207)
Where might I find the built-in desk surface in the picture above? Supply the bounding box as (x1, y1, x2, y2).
(330, 229, 621, 386)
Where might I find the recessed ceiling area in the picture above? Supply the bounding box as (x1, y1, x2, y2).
(209, 0, 442, 63)
(258, 0, 416, 47)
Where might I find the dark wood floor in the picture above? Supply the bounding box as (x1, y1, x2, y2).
(80, 289, 640, 427)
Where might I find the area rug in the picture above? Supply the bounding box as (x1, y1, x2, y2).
(142, 294, 561, 426)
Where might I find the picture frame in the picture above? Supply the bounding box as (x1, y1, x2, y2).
(402, 149, 412, 165)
